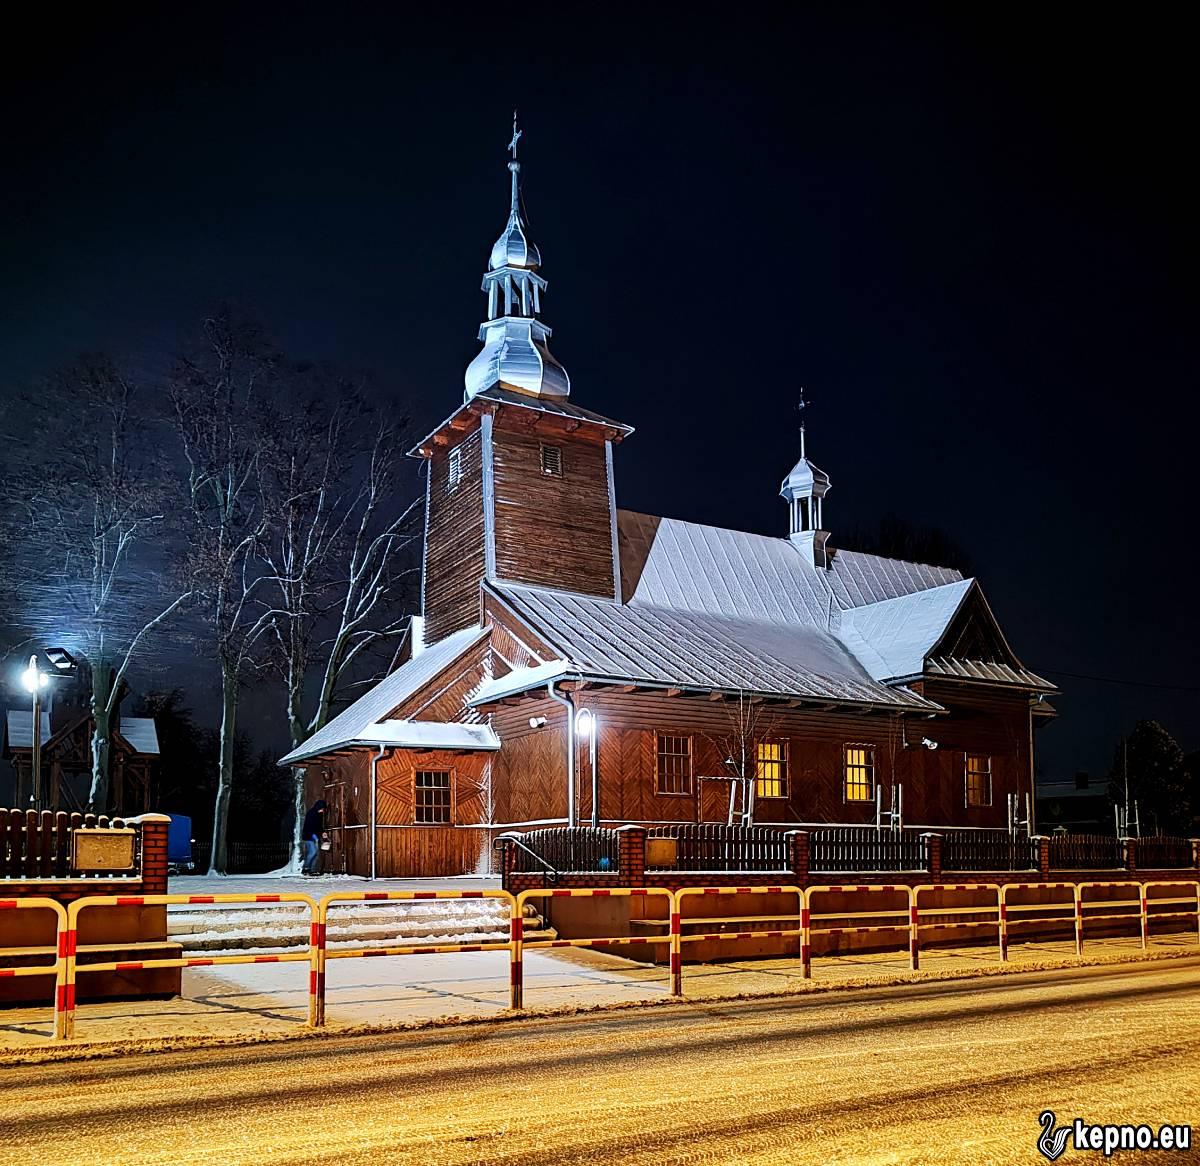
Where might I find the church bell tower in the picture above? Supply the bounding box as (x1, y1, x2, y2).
(411, 119, 633, 646)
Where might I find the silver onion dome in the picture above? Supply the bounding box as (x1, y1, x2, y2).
(489, 163, 542, 271)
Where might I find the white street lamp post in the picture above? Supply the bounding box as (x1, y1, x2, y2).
(21, 655, 48, 811)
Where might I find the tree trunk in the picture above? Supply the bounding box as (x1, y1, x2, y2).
(286, 767, 305, 873)
(88, 668, 113, 813)
(208, 662, 238, 875)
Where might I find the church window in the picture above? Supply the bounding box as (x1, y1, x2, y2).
(656, 733, 692, 796)
(540, 444, 563, 477)
(843, 745, 874, 802)
(756, 740, 788, 800)
(415, 770, 452, 824)
(447, 447, 462, 491)
(965, 754, 992, 807)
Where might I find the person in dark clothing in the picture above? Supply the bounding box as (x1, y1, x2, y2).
(301, 800, 327, 876)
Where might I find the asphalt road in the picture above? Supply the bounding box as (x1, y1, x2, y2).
(2, 959, 1198, 1165)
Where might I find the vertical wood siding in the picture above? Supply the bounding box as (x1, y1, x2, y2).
(424, 429, 485, 643)
(491, 426, 615, 597)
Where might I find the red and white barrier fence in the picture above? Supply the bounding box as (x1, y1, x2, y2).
(6, 877, 1195, 1041)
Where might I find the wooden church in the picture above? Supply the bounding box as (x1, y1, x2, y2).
(281, 130, 1056, 877)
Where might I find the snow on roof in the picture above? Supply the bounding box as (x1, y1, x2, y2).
(836, 580, 974, 682)
(5, 710, 51, 749)
(278, 626, 489, 765)
(469, 659, 573, 707)
(481, 584, 940, 711)
(617, 511, 963, 623)
(360, 720, 500, 751)
(118, 716, 160, 756)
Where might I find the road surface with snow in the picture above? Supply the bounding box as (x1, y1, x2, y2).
(2, 958, 1197, 1165)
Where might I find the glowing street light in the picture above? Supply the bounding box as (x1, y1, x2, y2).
(575, 708, 600, 828)
(19, 648, 76, 812)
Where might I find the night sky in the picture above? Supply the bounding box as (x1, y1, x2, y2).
(2, 4, 1196, 780)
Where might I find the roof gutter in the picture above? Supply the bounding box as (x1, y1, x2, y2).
(544, 683, 576, 829)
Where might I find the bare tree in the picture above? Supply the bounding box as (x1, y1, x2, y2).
(704, 693, 781, 825)
(258, 390, 421, 870)
(170, 312, 281, 874)
(0, 357, 191, 810)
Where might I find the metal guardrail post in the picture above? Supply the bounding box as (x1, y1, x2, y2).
(800, 898, 811, 979)
(510, 906, 523, 1010)
(309, 912, 327, 1027)
(669, 902, 682, 996)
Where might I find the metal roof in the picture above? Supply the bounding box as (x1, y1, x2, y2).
(5, 711, 50, 750)
(617, 512, 963, 621)
(484, 583, 941, 711)
(925, 656, 1056, 690)
(278, 626, 489, 765)
(836, 581, 974, 682)
(477, 387, 633, 433)
(118, 717, 160, 756)
(360, 720, 500, 751)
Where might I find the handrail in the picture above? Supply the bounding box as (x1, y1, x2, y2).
(494, 832, 560, 886)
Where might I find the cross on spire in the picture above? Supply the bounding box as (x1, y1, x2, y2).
(508, 111, 523, 160)
(797, 388, 808, 460)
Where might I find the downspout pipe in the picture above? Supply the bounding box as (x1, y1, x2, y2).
(545, 683, 576, 828)
(370, 743, 386, 880)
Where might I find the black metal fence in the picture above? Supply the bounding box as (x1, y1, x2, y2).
(1133, 835, 1195, 870)
(188, 840, 292, 874)
(500, 827, 622, 875)
(648, 824, 791, 872)
(942, 829, 1039, 872)
(1047, 833, 1124, 870)
(810, 826, 928, 873)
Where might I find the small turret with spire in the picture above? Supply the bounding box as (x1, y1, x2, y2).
(465, 113, 571, 401)
(780, 390, 832, 567)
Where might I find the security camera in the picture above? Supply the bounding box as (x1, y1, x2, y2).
(529, 716, 547, 730)
(921, 737, 938, 750)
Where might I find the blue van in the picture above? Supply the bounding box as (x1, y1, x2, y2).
(165, 813, 196, 874)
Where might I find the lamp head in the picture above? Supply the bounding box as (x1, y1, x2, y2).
(21, 657, 47, 693)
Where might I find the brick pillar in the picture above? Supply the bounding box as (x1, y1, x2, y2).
(922, 833, 942, 881)
(617, 824, 646, 887)
(1034, 836, 1051, 880)
(1123, 837, 1137, 874)
(135, 813, 171, 895)
(786, 830, 809, 888)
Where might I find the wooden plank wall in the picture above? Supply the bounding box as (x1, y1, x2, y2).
(424, 428, 485, 643)
(374, 827, 491, 878)
(491, 423, 615, 598)
(486, 686, 1033, 831)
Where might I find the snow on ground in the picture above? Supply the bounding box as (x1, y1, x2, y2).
(169, 872, 503, 897)
(2, 934, 1194, 1051)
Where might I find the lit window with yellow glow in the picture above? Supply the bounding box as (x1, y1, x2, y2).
(843, 746, 874, 802)
(965, 754, 992, 807)
(756, 740, 788, 800)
